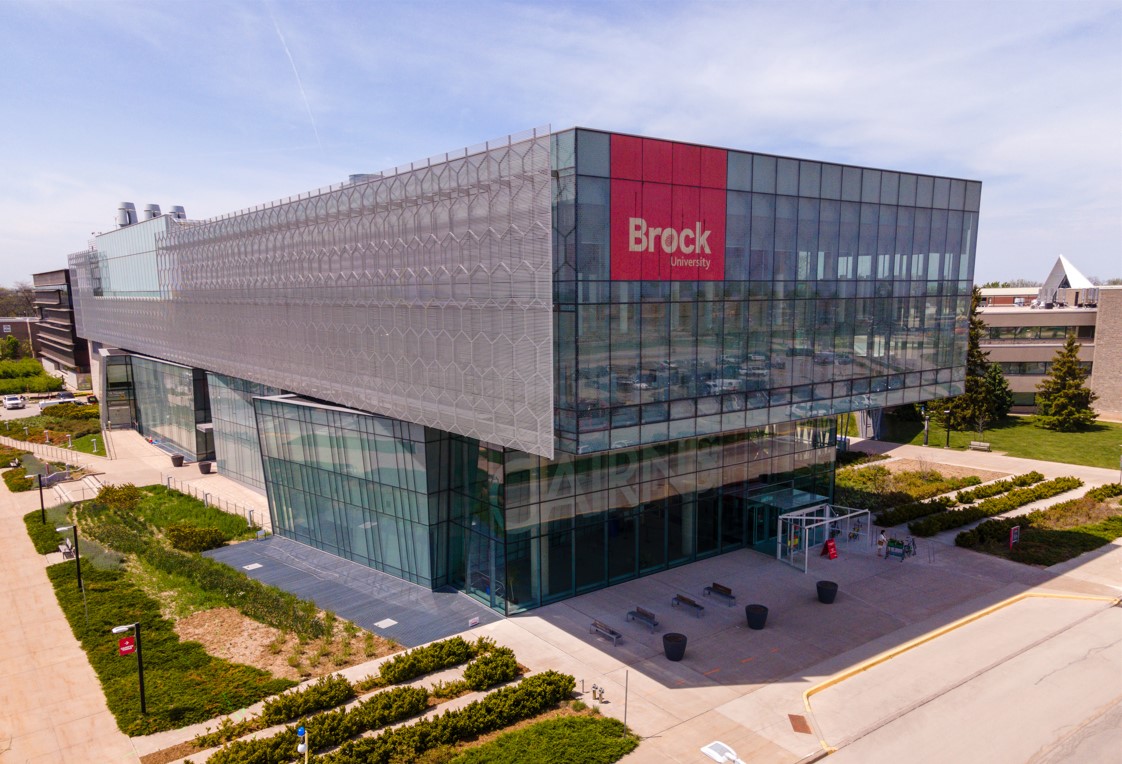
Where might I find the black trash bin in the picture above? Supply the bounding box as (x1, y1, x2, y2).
(170, 454, 184, 468)
(816, 580, 838, 604)
(745, 604, 768, 630)
(662, 632, 687, 662)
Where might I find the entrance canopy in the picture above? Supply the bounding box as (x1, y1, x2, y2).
(777, 503, 872, 572)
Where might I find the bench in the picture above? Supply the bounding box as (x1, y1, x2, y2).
(57, 538, 75, 560)
(969, 441, 991, 452)
(590, 620, 622, 646)
(626, 606, 659, 633)
(671, 594, 705, 618)
(703, 582, 736, 606)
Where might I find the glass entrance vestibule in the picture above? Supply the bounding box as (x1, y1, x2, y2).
(452, 419, 838, 613)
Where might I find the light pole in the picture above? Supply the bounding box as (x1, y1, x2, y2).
(296, 725, 309, 762)
(922, 406, 929, 447)
(37, 473, 45, 524)
(944, 409, 951, 449)
(56, 524, 82, 591)
(111, 623, 146, 714)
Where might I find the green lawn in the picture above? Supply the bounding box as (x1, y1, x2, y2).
(879, 415, 1122, 471)
(447, 712, 638, 764)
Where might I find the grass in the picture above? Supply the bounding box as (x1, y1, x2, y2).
(879, 414, 1122, 471)
(136, 484, 253, 539)
(46, 563, 295, 736)
(129, 557, 229, 618)
(72, 432, 105, 455)
(445, 713, 639, 764)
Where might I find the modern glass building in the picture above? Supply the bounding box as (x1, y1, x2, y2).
(69, 127, 979, 613)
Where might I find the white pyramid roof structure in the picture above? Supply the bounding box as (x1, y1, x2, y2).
(1039, 254, 1095, 301)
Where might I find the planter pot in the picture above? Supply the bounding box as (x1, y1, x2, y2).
(198, 461, 213, 474)
(816, 580, 838, 604)
(745, 604, 768, 630)
(662, 632, 687, 662)
(170, 454, 184, 468)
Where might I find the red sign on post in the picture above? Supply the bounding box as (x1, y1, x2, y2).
(118, 636, 136, 656)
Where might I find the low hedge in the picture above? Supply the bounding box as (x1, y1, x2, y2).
(449, 714, 639, 764)
(3, 466, 35, 491)
(873, 496, 955, 527)
(45, 563, 294, 736)
(955, 472, 1044, 504)
(322, 671, 576, 764)
(909, 476, 1083, 536)
(260, 674, 356, 727)
(368, 636, 480, 687)
(206, 685, 429, 764)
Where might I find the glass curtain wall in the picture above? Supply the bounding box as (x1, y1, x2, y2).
(553, 129, 979, 455)
(207, 373, 281, 491)
(453, 417, 834, 613)
(131, 356, 214, 459)
(255, 396, 446, 587)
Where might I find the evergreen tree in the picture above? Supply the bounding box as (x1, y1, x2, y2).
(984, 363, 1014, 420)
(944, 286, 1009, 438)
(1035, 335, 1097, 431)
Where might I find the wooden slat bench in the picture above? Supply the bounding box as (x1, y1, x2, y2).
(590, 620, 622, 646)
(968, 441, 991, 451)
(703, 582, 736, 606)
(671, 593, 705, 618)
(57, 537, 75, 560)
(626, 606, 659, 633)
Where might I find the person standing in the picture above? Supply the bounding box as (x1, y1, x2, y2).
(877, 530, 887, 557)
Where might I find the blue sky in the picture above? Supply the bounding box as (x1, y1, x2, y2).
(2, 0, 1119, 286)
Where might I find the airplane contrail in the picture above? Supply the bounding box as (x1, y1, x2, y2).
(268, 6, 322, 149)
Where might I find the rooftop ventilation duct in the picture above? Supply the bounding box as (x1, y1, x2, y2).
(116, 202, 137, 228)
(142, 203, 162, 220)
(168, 205, 187, 220)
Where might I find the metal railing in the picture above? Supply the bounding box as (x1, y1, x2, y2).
(162, 473, 269, 531)
(0, 433, 93, 471)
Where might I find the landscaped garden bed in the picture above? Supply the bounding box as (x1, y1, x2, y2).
(834, 458, 990, 512)
(908, 476, 1084, 536)
(955, 483, 1122, 565)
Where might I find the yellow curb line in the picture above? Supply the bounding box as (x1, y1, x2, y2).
(801, 591, 1120, 754)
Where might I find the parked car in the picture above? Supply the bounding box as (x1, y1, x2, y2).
(3, 395, 25, 410)
(86, 394, 98, 404)
(57, 391, 76, 401)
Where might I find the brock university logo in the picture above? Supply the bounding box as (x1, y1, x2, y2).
(609, 134, 727, 281)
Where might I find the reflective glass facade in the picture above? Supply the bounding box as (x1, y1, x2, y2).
(208, 373, 282, 490)
(255, 396, 455, 587)
(69, 126, 979, 613)
(131, 356, 214, 460)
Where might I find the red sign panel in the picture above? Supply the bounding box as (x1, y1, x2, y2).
(610, 134, 727, 281)
(118, 636, 136, 656)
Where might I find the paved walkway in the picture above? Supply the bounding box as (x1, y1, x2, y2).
(1, 433, 1120, 763)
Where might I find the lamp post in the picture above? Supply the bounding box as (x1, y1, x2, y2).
(37, 473, 45, 524)
(944, 409, 951, 449)
(922, 406, 929, 447)
(111, 623, 146, 714)
(296, 725, 309, 763)
(55, 524, 82, 591)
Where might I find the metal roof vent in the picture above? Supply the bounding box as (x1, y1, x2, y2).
(116, 202, 137, 228)
(168, 205, 187, 220)
(142, 203, 162, 220)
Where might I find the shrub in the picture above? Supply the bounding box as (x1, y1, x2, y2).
(96, 483, 142, 513)
(874, 496, 954, 527)
(462, 646, 520, 691)
(261, 674, 356, 726)
(376, 636, 476, 686)
(910, 476, 1083, 536)
(449, 714, 639, 764)
(956, 472, 1044, 504)
(3, 466, 35, 491)
(207, 685, 429, 764)
(164, 523, 228, 552)
(23, 506, 73, 553)
(323, 671, 576, 764)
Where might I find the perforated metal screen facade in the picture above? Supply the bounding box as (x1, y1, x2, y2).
(72, 129, 555, 457)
